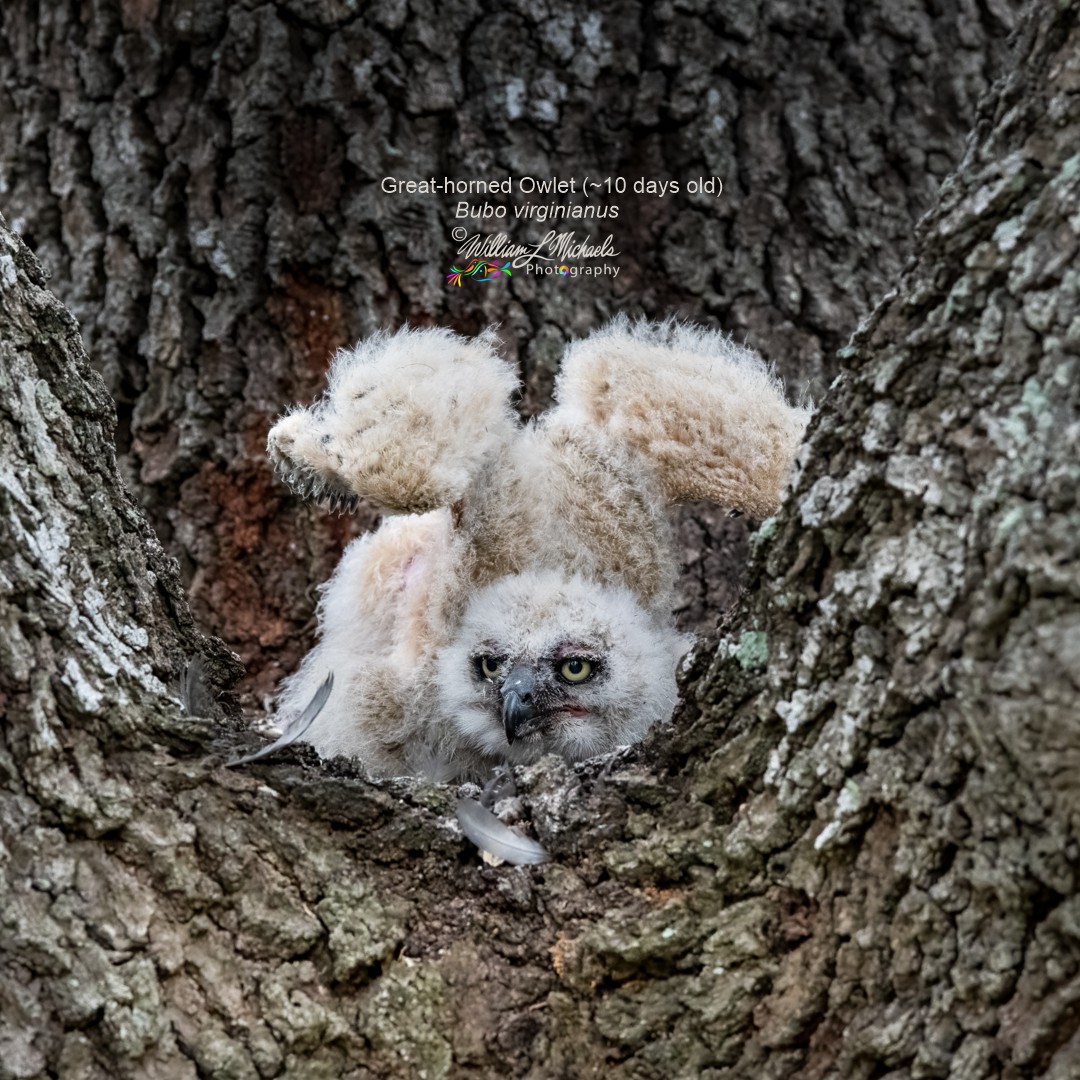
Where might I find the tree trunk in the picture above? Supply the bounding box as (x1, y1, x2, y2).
(0, 0, 1020, 699)
(3, 1, 1080, 1079)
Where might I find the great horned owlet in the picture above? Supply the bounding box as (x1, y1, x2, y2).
(259, 317, 810, 780)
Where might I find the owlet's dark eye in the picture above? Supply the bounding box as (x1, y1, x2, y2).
(559, 658, 592, 683)
(477, 655, 504, 681)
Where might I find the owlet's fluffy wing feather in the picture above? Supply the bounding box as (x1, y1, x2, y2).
(267, 326, 520, 514)
(550, 317, 812, 518)
(272, 509, 459, 775)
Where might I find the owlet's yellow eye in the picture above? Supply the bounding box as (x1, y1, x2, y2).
(479, 656, 503, 680)
(559, 658, 592, 683)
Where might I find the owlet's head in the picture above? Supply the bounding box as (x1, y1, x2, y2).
(436, 571, 689, 767)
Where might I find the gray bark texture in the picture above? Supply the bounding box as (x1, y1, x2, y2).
(0, 0, 1020, 700)
(2, 1, 1080, 1079)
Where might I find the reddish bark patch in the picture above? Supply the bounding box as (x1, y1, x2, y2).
(266, 275, 350, 394)
(181, 453, 367, 702)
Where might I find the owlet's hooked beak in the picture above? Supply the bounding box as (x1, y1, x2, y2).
(500, 665, 538, 744)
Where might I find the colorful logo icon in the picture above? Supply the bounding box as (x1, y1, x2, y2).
(446, 260, 513, 287)
(557, 265, 570, 276)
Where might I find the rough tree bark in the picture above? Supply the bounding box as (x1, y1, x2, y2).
(3, 3, 1080, 1080)
(0, 0, 1020, 699)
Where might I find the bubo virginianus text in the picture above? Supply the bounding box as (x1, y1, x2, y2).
(258, 317, 810, 781)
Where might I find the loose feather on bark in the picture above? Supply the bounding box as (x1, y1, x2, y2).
(229, 673, 334, 767)
(456, 797, 551, 865)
